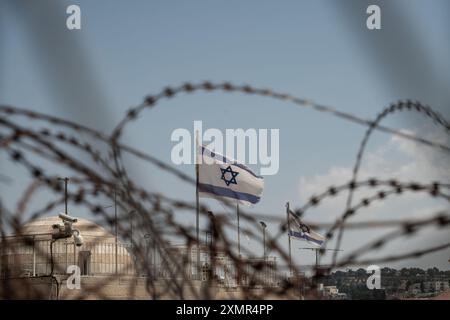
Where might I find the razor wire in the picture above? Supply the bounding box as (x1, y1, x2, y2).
(0, 82, 449, 299)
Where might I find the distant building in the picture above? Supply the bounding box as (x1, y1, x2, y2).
(0, 215, 279, 299)
(0, 216, 135, 278)
(320, 285, 348, 300)
(323, 285, 339, 295)
(423, 280, 449, 293)
(160, 244, 278, 288)
(0, 216, 141, 299)
(436, 281, 450, 292)
(409, 283, 422, 295)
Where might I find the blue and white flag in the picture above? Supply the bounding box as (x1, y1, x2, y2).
(198, 146, 264, 206)
(288, 210, 324, 247)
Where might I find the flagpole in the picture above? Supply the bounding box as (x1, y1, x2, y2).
(115, 186, 118, 275)
(195, 130, 200, 280)
(286, 202, 292, 277)
(237, 202, 241, 286)
(315, 248, 319, 269)
(237, 202, 241, 258)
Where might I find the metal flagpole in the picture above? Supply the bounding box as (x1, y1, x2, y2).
(64, 178, 68, 213)
(114, 186, 118, 275)
(236, 202, 241, 286)
(262, 223, 266, 259)
(58, 177, 69, 214)
(236, 202, 241, 285)
(286, 202, 292, 276)
(315, 248, 319, 269)
(195, 130, 200, 280)
(237, 203, 241, 257)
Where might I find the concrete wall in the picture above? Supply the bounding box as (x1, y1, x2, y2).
(1, 276, 298, 299)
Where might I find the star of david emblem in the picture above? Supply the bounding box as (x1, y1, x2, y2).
(220, 166, 239, 186)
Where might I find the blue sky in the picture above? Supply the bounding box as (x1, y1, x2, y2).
(1, 0, 449, 270)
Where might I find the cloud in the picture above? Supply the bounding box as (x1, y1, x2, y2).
(296, 125, 450, 268)
(298, 127, 450, 222)
(296, 127, 450, 269)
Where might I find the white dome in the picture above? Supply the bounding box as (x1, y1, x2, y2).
(2, 215, 136, 277)
(20, 215, 115, 240)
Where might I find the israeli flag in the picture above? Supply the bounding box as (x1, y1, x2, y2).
(198, 146, 264, 206)
(288, 210, 324, 247)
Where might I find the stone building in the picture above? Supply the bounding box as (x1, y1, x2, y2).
(0, 215, 279, 299)
(0, 216, 135, 278)
(0, 215, 142, 299)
